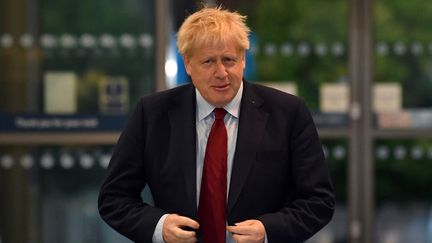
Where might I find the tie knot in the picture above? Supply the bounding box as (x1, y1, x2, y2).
(214, 108, 226, 120)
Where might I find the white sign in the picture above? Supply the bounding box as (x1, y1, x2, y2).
(44, 72, 77, 114)
(320, 83, 349, 113)
(373, 83, 402, 112)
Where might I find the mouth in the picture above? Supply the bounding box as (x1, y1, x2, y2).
(212, 83, 230, 91)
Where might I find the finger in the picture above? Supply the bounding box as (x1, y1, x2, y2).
(229, 220, 265, 236)
(174, 227, 197, 239)
(175, 215, 200, 229)
(227, 225, 251, 235)
(228, 224, 254, 234)
(164, 215, 199, 243)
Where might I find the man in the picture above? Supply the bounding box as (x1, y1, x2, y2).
(99, 7, 335, 243)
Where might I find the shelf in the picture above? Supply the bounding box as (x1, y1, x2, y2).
(373, 129, 432, 139)
(0, 132, 120, 145)
(318, 128, 349, 138)
(318, 128, 432, 139)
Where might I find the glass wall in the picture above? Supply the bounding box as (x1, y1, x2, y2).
(374, 140, 432, 242)
(40, 0, 156, 113)
(373, 0, 432, 242)
(0, 0, 155, 242)
(0, 145, 131, 243)
(0, 0, 155, 114)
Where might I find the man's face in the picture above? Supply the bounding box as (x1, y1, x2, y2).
(184, 41, 245, 108)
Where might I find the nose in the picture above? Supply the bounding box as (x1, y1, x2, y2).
(214, 61, 228, 79)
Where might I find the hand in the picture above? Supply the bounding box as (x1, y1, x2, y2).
(163, 214, 200, 243)
(227, 219, 266, 243)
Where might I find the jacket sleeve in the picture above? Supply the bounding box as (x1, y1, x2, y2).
(257, 99, 335, 243)
(98, 99, 166, 243)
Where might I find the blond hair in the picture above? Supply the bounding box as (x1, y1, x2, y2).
(177, 7, 250, 58)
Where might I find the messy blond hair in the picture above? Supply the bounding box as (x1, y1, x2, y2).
(177, 7, 250, 58)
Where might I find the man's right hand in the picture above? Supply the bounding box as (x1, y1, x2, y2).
(162, 214, 200, 243)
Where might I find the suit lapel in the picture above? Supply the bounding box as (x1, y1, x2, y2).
(167, 84, 198, 214)
(227, 82, 268, 214)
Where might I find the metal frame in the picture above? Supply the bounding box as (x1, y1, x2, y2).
(155, 0, 168, 91)
(348, 0, 374, 242)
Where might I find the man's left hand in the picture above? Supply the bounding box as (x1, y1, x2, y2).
(226, 219, 266, 243)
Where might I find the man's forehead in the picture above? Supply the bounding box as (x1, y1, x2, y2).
(191, 42, 244, 57)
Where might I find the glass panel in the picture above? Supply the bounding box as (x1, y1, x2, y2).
(374, 0, 432, 128)
(374, 0, 432, 242)
(0, 0, 155, 242)
(40, 0, 155, 114)
(237, 0, 348, 111)
(0, 0, 155, 114)
(374, 139, 432, 242)
(0, 145, 133, 243)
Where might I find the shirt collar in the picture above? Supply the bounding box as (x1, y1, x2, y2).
(196, 81, 243, 121)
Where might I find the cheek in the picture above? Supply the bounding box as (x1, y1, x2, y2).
(191, 78, 208, 92)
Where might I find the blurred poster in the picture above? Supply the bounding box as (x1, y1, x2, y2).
(98, 76, 129, 114)
(377, 111, 412, 128)
(320, 83, 349, 113)
(44, 72, 77, 114)
(373, 83, 402, 113)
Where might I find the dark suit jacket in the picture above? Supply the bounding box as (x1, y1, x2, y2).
(98, 81, 335, 243)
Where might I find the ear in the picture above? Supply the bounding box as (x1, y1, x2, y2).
(183, 55, 192, 75)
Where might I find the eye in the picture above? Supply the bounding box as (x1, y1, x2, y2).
(202, 59, 214, 64)
(222, 57, 237, 66)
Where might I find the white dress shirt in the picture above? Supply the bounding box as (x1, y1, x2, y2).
(195, 82, 242, 205)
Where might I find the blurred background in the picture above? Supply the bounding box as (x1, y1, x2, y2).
(1, 0, 432, 242)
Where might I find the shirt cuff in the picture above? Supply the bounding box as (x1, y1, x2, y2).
(152, 214, 169, 243)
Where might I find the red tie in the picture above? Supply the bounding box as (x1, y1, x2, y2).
(198, 108, 227, 243)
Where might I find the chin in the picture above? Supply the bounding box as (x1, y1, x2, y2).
(207, 94, 234, 107)
(208, 99, 227, 108)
